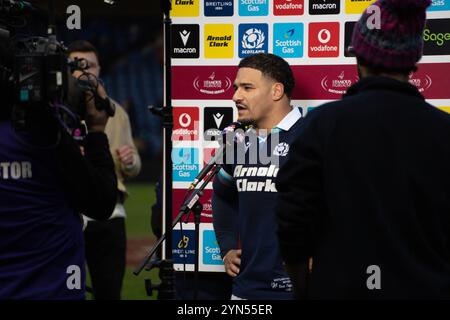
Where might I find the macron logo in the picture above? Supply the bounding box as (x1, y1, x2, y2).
(180, 30, 191, 46)
(213, 113, 224, 128)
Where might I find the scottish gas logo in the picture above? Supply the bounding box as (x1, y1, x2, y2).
(239, 24, 268, 57)
(428, 0, 450, 11)
(273, 23, 303, 58)
(239, 0, 269, 16)
(172, 148, 199, 182)
(203, 230, 223, 265)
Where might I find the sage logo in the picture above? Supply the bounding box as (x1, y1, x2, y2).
(428, 0, 450, 11)
(172, 148, 199, 182)
(309, 0, 340, 15)
(172, 24, 199, 59)
(205, 0, 234, 16)
(273, 23, 304, 58)
(423, 19, 450, 56)
(239, 24, 268, 58)
(273, 0, 304, 16)
(308, 22, 340, 58)
(239, 0, 268, 16)
(204, 107, 234, 140)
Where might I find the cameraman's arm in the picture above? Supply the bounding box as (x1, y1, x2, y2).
(57, 84, 117, 220)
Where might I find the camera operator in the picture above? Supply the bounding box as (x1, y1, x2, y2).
(0, 53, 117, 299)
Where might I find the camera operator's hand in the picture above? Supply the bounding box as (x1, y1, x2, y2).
(85, 83, 109, 132)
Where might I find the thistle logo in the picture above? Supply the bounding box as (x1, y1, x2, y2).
(273, 142, 290, 157)
(273, 23, 304, 58)
(345, 0, 373, 14)
(172, 148, 199, 182)
(173, 107, 199, 141)
(308, 22, 340, 58)
(239, 24, 268, 57)
(321, 71, 358, 95)
(204, 24, 234, 58)
(423, 19, 450, 56)
(428, 0, 450, 11)
(172, 0, 199, 17)
(309, 0, 340, 15)
(239, 0, 269, 16)
(204, 107, 234, 140)
(205, 0, 234, 16)
(171, 24, 199, 59)
(409, 73, 433, 93)
(273, 0, 304, 16)
(193, 72, 233, 95)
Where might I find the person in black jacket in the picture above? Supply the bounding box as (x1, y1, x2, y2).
(275, 0, 450, 299)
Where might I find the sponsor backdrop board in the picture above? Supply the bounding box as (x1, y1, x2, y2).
(167, 0, 450, 272)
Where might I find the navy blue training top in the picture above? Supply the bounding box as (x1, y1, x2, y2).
(0, 121, 85, 299)
(213, 107, 302, 300)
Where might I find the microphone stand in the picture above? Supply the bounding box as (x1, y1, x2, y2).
(134, 162, 222, 300)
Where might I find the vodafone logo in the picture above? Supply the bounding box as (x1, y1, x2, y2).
(309, 22, 340, 58)
(173, 107, 199, 141)
(179, 113, 191, 128)
(273, 0, 304, 15)
(318, 29, 331, 44)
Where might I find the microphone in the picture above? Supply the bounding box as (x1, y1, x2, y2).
(188, 121, 246, 190)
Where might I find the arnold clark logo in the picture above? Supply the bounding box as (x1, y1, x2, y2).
(309, 0, 340, 15)
(239, 0, 268, 16)
(239, 24, 268, 58)
(321, 71, 358, 95)
(409, 73, 433, 93)
(428, 0, 450, 11)
(203, 230, 223, 265)
(273, 23, 303, 58)
(423, 19, 450, 56)
(308, 22, 340, 58)
(204, 24, 234, 58)
(205, 0, 234, 16)
(172, 0, 199, 17)
(172, 148, 199, 182)
(273, 0, 304, 16)
(193, 71, 233, 95)
(345, 0, 373, 14)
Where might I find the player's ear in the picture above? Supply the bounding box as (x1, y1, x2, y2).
(272, 82, 284, 101)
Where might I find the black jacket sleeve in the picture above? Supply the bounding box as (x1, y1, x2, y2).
(212, 170, 239, 259)
(275, 109, 325, 264)
(56, 129, 117, 220)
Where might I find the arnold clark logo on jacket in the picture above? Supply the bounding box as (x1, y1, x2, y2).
(309, 0, 340, 15)
(239, 24, 268, 58)
(172, 0, 199, 17)
(273, 23, 304, 58)
(172, 148, 199, 182)
(239, 0, 268, 16)
(172, 107, 199, 141)
(345, 0, 373, 14)
(171, 24, 199, 59)
(428, 0, 450, 11)
(204, 24, 234, 58)
(205, 0, 234, 16)
(273, 0, 304, 16)
(423, 19, 450, 56)
(308, 22, 340, 58)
